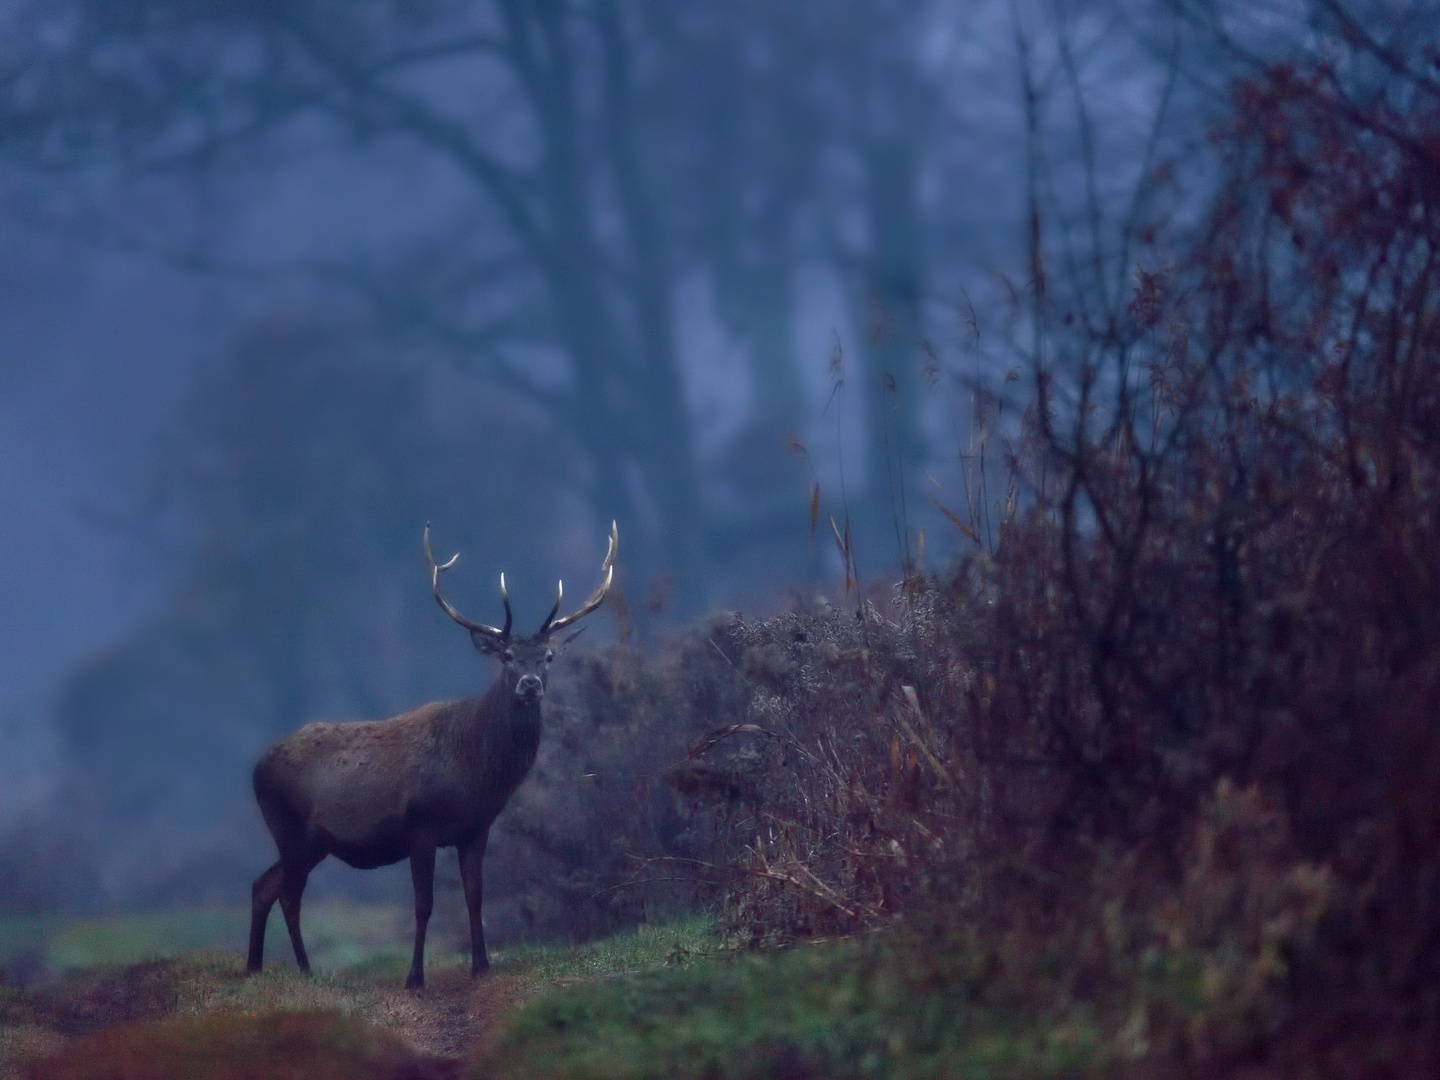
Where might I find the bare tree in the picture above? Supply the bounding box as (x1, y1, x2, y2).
(0, 0, 973, 595)
(0, 0, 700, 595)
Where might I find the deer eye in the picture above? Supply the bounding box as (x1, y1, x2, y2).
(546, 650, 555, 663)
(501, 650, 514, 663)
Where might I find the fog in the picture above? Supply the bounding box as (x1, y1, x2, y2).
(0, 0, 1390, 920)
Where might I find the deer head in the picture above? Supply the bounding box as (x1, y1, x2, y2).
(423, 521, 618, 700)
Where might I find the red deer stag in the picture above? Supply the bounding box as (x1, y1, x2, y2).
(247, 522, 617, 989)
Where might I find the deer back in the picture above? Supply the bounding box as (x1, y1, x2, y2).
(253, 680, 541, 857)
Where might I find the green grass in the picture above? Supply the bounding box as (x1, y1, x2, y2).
(475, 929, 1110, 1080)
(0, 902, 434, 976)
(487, 916, 717, 993)
(0, 903, 715, 983)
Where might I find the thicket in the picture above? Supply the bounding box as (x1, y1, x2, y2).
(526, 59, 1440, 1076)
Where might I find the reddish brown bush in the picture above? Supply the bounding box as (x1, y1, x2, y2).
(650, 54, 1440, 1076)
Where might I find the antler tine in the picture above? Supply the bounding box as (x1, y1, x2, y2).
(424, 523, 508, 640)
(542, 521, 618, 635)
(498, 572, 513, 638)
(539, 579, 563, 636)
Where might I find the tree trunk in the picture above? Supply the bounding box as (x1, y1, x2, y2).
(860, 134, 926, 570)
(596, 0, 705, 609)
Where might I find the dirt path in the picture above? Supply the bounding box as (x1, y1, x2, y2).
(369, 969, 526, 1061)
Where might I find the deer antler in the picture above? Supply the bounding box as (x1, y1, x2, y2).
(424, 524, 511, 641)
(540, 521, 618, 635)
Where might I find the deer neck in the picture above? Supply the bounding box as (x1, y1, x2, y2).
(457, 677, 542, 771)
(503, 687, 544, 757)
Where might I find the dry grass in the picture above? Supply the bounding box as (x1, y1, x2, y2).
(0, 954, 482, 1079)
(29, 1011, 458, 1080)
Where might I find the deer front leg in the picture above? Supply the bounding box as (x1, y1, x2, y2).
(406, 840, 437, 990)
(458, 831, 490, 976)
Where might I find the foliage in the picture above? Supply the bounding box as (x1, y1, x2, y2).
(627, 47, 1440, 1076)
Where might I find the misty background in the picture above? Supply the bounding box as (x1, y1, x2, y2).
(0, 0, 1398, 920)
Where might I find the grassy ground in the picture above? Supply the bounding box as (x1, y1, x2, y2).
(0, 909, 718, 1079)
(0, 905, 1265, 1078)
(0, 901, 432, 978)
(473, 930, 1110, 1080)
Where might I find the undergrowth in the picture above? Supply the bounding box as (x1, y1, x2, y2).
(551, 48, 1440, 1078)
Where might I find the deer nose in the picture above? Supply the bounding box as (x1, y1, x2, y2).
(516, 674, 543, 696)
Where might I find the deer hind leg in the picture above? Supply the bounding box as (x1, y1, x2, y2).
(247, 861, 284, 973)
(406, 840, 437, 991)
(459, 831, 491, 976)
(277, 856, 320, 973)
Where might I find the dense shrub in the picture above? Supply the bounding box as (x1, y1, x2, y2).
(475, 779, 1335, 1080)
(634, 56, 1440, 1076)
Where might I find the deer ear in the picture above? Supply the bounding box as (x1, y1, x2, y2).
(559, 626, 588, 650)
(470, 630, 503, 655)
